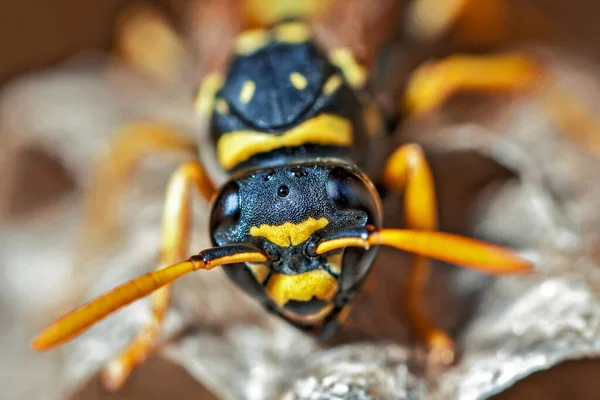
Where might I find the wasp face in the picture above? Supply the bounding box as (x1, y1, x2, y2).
(209, 163, 382, 325)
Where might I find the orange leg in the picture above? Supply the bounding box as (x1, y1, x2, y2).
(77, 122, 198, 265)
(113, 2, 186, 83)
(100, 159, 215, 390)
(382, 144, 454, 365)
(407, 0, 556, 45)
(407, 0, 470, 40)
(404, 53, 540, 116)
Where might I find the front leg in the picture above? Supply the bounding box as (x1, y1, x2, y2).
(101, 159, 215, 390)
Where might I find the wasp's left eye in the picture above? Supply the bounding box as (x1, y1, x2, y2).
(327, 167, 366, 209)
(326, 167, 381, 226)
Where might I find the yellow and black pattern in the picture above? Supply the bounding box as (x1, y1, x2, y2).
(208, 21, 371, 172)
(31, 5, 535, 388)
(210, 163, 381, 331)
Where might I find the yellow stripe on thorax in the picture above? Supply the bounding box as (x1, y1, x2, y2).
(217, 114, 353, 170)
(266, 269, 338, 307)
(250, 217, 329, 247)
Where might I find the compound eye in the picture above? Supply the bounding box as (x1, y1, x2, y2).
(210, 181, 241, 232)
(326, 167, 367, 209)
(326, 167, 380, 226)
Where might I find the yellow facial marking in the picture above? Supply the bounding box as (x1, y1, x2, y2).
(279, 303, 336, 325)
(250, 217, 329, 247)
(323, 74, 343, 95)
(274, 21, 311, 43)
(246, 262, 270, 284)
(194, 72, 224, 116)
(217, 114, 353, 170)
(329, 48, 367, 88)
(215, 99, 229, 114)
(289, 72, 308, 90)
(266, 270, 339, 307)
(239, 80, 256, 104)
(236, 29, 270, 55)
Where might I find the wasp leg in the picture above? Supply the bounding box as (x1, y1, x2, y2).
(408, 0, 510, 44)
(404, 53, 540, 116)
(100, 159, 215, 390)
(78, 122, 198, 264)
(382, 143, 454, 366)
(113, 2, 186, 83)
(407, 0, 470, 40)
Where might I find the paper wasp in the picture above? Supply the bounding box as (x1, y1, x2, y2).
(31, 2, 534, 391)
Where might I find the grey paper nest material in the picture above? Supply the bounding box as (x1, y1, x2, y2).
(1, 48, 600, 400)
(279, 344, 426, 400)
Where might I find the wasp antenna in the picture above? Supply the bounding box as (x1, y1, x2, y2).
(31, 259, 200, 351)
(316, 227, 534, 275)
(32, 244, 267, 351)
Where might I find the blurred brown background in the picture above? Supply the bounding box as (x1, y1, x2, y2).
(2, 0, 600, 399)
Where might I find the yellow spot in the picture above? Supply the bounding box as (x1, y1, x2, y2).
(266, 270, 339, 307)
(246, 262, 270, 284)
(330, 48, 367, 88)
(279, 303, 335, 325)
(236, 29, 270, 55)
(194, 73, 224, 116)
(250, 217, 329, 247)
(289, 72, 307, 90)
(323, 74, 343, 95)
(217, 114, 353, 170)
(239, 80, 256, 104)
(274, 22, 311, 43)
(215, 99, 229, 114)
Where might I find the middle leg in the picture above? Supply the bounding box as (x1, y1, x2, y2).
(382, 143, 454, 365)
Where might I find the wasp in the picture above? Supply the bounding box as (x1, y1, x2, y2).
(31, 9, 533, 391)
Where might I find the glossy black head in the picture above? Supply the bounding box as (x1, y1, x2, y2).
(209, 162, 382, 330)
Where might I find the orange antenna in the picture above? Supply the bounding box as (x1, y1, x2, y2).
(32, 246, 268, 351)
(316, 227, 533, 275)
